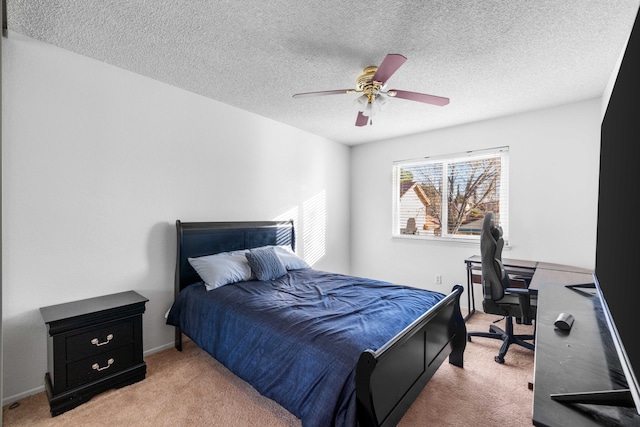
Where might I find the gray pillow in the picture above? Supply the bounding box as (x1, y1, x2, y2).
(246, 246, 287, 281)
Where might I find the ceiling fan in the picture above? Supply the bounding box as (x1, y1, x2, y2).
(292, 54, 449, 127)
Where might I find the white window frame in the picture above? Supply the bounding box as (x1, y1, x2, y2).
(392, 147, 509, 244)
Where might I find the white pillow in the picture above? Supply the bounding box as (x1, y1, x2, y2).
(188, 250, 252, 290)
(273, 246, 311, 270)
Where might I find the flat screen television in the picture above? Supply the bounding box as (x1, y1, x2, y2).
(551, 28, 640, 415)
(551, 6, 640, 417)
(593, 4, 640, 415)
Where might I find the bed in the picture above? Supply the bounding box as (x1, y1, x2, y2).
(166, 220, 466, 427)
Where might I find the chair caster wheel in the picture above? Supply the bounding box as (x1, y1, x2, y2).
(467, 335, 472, 342)
(494, 355, 505, 364)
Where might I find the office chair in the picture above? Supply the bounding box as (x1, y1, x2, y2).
(467, 212, 536, 363)
(401, 217, 417, 235)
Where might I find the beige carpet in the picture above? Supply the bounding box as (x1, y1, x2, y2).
(2, 312, 535, 426)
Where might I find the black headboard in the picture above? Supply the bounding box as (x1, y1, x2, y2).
(174, 220, 295, 295)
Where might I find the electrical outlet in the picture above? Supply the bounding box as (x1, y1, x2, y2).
(435, 274, 442, 284)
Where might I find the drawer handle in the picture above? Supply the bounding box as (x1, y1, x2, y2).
(91, 334, 114, 347)
(92, 358, 115, 372)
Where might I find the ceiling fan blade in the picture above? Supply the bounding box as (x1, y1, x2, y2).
(355, 111, 369, 127)
(372, 54, 407, 85)
(389, 89, 450, 106)
(292, 89, 353, 99)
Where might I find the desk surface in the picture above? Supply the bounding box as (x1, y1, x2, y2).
(535, 263, 593, 274)
(531, 268, 639, 426)
(466, 255, 593, 274)
(465, 255, 538, 269)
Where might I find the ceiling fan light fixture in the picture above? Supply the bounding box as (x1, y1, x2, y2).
(361, 101, 374, 117)
(376, 92, 390, 111)
(355, 94, 369, 111)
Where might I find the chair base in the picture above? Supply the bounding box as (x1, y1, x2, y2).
(468, 316, 535, 364)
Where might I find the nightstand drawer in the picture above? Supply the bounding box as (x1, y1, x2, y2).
(66, 319, 134, 362)
(66, 343, 136, 389)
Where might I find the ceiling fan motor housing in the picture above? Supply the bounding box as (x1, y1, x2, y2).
(356, 66, 381, 102)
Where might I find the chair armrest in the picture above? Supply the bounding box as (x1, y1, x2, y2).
(512, 275, 533, 288)
(505, 287, 533, 324)
(505, 287, 530, 295)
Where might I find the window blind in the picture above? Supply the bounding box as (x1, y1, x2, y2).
(393, 147, 509, 242)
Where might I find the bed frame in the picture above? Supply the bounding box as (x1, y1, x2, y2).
(173, 220, 467, 427)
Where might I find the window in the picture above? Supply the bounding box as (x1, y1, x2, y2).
(393, 147, 509, 242)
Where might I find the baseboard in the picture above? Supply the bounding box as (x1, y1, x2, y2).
(144, 342, 174, 356)
(3, 384, 45, 407)
(3, 341, 176, 407)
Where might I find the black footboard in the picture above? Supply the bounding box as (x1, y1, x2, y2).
(355, 284, 466, 427)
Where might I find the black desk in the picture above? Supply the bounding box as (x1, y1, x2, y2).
(529, 268, 640, 426)
(465, 257, 639, 425)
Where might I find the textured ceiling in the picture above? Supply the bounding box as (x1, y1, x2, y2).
(5, 1, 640, 145)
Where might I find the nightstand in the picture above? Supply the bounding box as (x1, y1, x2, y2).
(40, 290, 148, 416)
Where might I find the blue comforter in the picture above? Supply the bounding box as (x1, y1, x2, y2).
(166, 269, 445, 427)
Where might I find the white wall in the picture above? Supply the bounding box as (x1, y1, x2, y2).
(1, 33, 351, 402)
(350, 99, 601, 310)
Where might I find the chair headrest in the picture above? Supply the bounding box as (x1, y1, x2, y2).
(483, 211, 502, 240)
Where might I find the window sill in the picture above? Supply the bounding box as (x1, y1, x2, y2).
(392, 234, 511, 249)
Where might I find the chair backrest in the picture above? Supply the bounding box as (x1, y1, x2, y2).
(481, 212, 509, 302)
